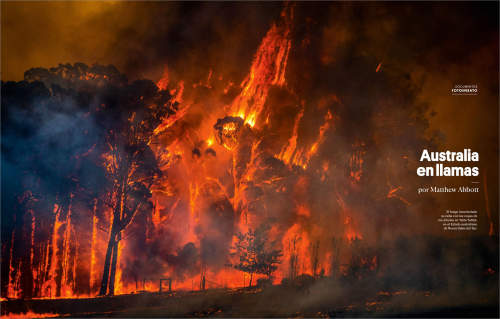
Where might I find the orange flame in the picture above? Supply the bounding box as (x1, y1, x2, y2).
(230, 5, 292, 128)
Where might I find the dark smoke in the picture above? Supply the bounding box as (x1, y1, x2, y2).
(1, 63, 177, 297)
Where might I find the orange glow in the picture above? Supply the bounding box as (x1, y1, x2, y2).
(278, 109, 334, 169)
(278, 108, 304, 166)
(3, 4, 384, 300)
(349, 143, 366, 184)
(206, 137, 214, 147)
(157, 66, 169, 91)
(7, 229, 20, 298)
(41, 204, 63, 298)
(229, 5, 292, 128)
(1, 312, 57, 319)
(278, 223, 314, 281)
(245, 112, 257, 127)
(115, 241, 123, 295)
(60, 195, 77, 298)
(89, 204, 98, 294)
(296, 205, 310, 217)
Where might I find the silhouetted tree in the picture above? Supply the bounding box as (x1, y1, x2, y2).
(230, 225, 282, 287)
(96, 80, 177, 296)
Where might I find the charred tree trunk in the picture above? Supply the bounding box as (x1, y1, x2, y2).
(249, 272, 253, 287)
(99, 201, 120, 295)
(99, 229, 116, 296)
(311, 241, 320, 278)
(99, 179, 125, 296)
(20, 210, 35, 298)
(108, 232, 121, 295)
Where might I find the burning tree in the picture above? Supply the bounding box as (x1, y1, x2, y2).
(230, 226, 282, 287)
(97, 80, 178, 296)
(3, 2, 480, 303)
(2, 64, 179, 297)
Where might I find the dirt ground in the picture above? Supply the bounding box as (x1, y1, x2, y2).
(1, 280, 498, 318)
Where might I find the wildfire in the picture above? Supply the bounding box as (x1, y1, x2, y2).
(1, 312, 57, 319)
(153, 80, 187, 136)
(3, 2, 425, 302)
(229, 4, 292, 128)
(89, 206, 98, 293)
(206, 137, 214, 147)
(157, 66, 170, 91)
(277, 108, 335, 170)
